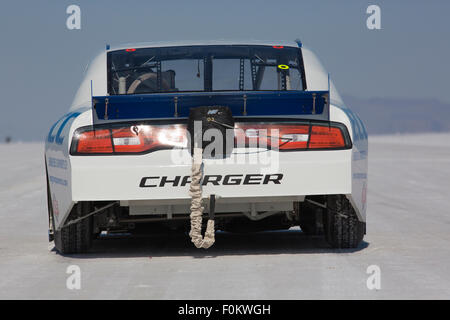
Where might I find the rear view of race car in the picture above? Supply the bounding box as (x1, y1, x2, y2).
(45, 40, 368, 254)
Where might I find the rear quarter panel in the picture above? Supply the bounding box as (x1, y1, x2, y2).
(45, 108, 91, 229)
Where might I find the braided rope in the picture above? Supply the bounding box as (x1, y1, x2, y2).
(188, 147, 215, 249)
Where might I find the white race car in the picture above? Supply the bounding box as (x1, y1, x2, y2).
(45, 40, 368, 253)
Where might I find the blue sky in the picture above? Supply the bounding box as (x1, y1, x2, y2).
(0, 0, 449, 141)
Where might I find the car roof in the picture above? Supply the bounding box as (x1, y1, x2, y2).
(108, 39, 301, 51)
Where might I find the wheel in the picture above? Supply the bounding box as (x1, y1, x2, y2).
(53, 202, 93, 254)
(298, 200, 324, 236)
(324, 195, 365, 248)
(46, 168, 55, 242)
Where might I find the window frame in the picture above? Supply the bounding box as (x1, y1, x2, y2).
(107, 45, 307, 95)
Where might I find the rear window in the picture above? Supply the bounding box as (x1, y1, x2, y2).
(107, 45, 306, 95)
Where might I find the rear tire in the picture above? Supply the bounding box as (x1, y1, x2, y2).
(298, 200, 324, 236)
(54, 202, 93, 254)
(324, 195, 365, 249)
(46, 169, 55, 242)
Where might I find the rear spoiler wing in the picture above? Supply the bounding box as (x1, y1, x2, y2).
(92, 91, 329, 124)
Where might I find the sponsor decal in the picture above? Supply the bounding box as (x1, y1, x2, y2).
(140, 173, 283, 187)
(48, 157, 68, 170)
(47, 112, 81, 145)
(339, 107, 367, 143)
(353, 172, 367, 179)
(49, 175, 68, 187)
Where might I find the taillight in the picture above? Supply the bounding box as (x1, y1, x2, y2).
(71, 125, 187, 155)
(308, 126, 345, 149)
(76, 129, 113, 153)
(235, 123, 349, 151)
(71, 122, 350, 155)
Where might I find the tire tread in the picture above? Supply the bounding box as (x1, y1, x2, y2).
(325, 195, 364, 248)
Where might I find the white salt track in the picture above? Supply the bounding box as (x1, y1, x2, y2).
(1, 134, 450, 299)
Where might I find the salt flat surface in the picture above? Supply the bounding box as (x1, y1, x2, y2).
(0, 134, 450, 299)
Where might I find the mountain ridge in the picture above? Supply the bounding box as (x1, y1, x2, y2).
(342, 95, 450, 135)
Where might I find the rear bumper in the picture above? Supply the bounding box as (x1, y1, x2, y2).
(70, 148, 352, 202)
